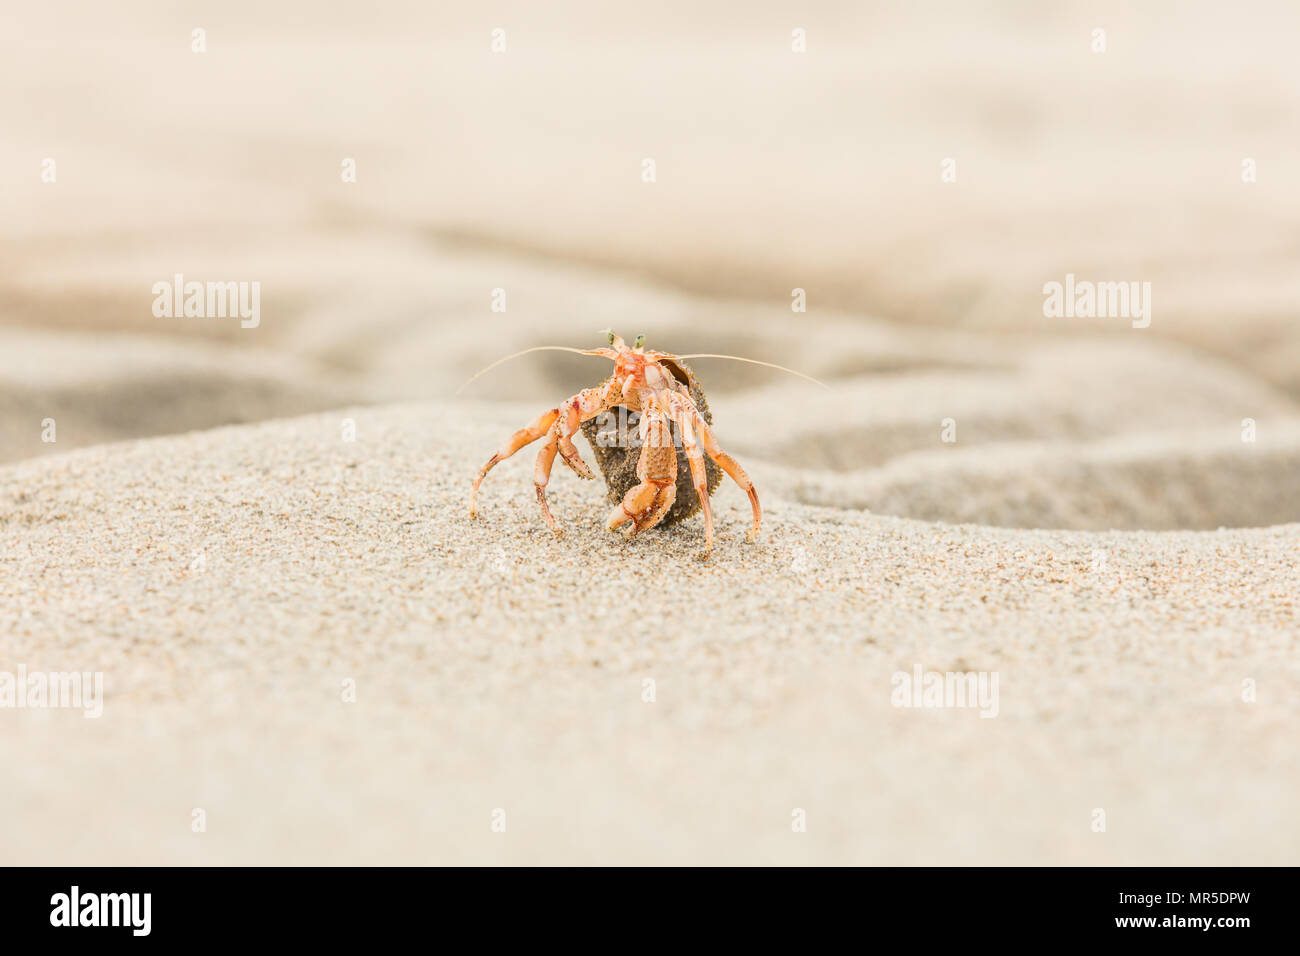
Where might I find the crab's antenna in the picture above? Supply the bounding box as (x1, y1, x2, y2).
(672, 353, 830, 390)
(456, 345, 613, 394)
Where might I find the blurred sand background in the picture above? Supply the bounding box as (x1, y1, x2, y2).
(1, 1, 1298, 864)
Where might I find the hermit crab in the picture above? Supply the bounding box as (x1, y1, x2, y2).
(466, 331, 819, 559)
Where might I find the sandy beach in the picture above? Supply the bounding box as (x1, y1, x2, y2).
(1, 403, 1296, 865)
(2, 1, 1299, 865)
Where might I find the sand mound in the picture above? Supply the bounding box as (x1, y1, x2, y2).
(1, 404, 1296, 864)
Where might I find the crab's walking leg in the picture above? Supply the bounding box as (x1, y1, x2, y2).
(536, 380, 623, 534)
(470, 407, 560, 518)
(674, 410, 715, 560)
(470, 380, 618, 525)
(557, 434, 594, 479)
(689, 409, 762, 543)
(533, 434, 564, 535)
(554, 379, 618, 480)
(606, 406, 677, 537)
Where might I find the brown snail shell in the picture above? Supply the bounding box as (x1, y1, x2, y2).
(579, 358, 723, 527)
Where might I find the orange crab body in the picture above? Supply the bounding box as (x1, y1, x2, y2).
(468, 332, 761, 559)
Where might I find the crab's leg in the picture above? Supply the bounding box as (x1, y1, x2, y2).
(470, 379, 617, 521)
(633, 482, 676, 533)
(536, 380, 626, 534)
(606, 406, 677, 537)
(470, 407, 560, 518)
(538, 381, 622, 534)
(672, 408, 715, 559)
(532, 432, 564, 535)
(686, 406, 761, 543)
(557, 434, 594, 479)
(554, 379, 618, 480)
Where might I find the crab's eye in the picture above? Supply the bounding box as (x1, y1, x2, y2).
(606, 331, 616, 345)
(633, 333, 646, 348)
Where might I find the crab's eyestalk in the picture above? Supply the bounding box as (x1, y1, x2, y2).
(633, 333, 646, 349)
(599, 328, 625, 349)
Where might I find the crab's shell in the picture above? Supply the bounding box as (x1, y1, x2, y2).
(579, 358, 724, 526)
